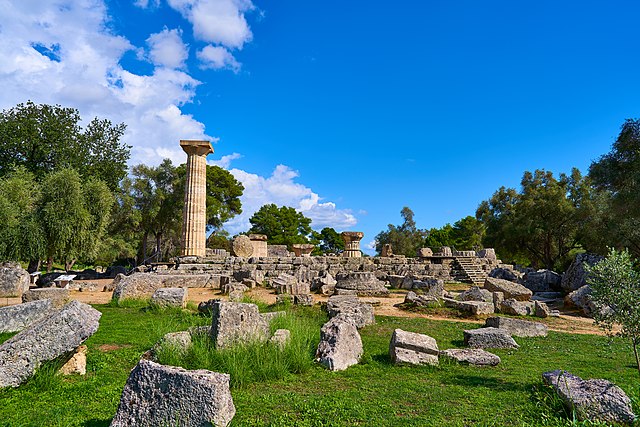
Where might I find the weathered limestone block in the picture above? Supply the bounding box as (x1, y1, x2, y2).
(267, 245, 290, 257)
(500, 298, 535, 316)
(311, 272, 337, 295)
(326, 295, 375, 328)
(0, 299, 54, 333)
(477, 248, 497, 260)
(561, 253, 603, 293)
(0, 262, 30, 298)
(535, 300, 551, 318)
(404, 291, 439, 307)
(484, 316, 548, 337)
(542, 370, 635, 424)
(440, 348, 500, 366)
(59, 345, 87, 375)
(294, 294, 314, 306)
(111, 273, 211, 302)
(272, 273, 309, 295)
(523, 269, 562, 293)
(411, 278, 444, 299)
(488, 267, 520, 282)
(210, 301, 269, 348)
(110, 359, 235, 427)
(260, 311, 286, 324)
(0, 301, 101, 387)
(459, 286, 493, 303)
(492, 291, 504, 311)
(248, 234, 268, 257)
(151, 287, 187, 308)
(22, 288, 70, 308)
(335, 272, 389, 296)
(463, 327, 519, 349)
(270, 329, 291, 349)
(315, 315, 363, 371)
(484, 277, 532, 301)
(565, 285, 595, 317)
(232, 235, 254, 258)
(443, 298, 494, 315)
(389, 329, 439, 366)
(417, 247, 433, 258)
(381, 244, 393, 257)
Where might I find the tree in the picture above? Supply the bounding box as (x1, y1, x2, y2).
(312, 227, 345, 255)
(248, 204, 313, 247)
(586, 248, 640, 374)
(423, 216, 485, 251)
(375, 207, 427, 257)
(0, 101, 129, 190)
(589, 119, 640, 257)
(477, 169, 599, 270)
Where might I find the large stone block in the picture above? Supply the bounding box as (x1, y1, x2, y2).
(561, 253, 603, 293)
(484, 277, 532, 301)
(523, 269, 562, 293)
(0, 299, 54, 333)
(210, 301, 269, 348)
(500, 298, 535, 316)
(111, 273, 212, 302)
(542, 370, 635, 424)
(232, 235, 254, 258)
(0, 301, 101, 387)
(151, 287, 188, 308)
(459, 286, 493, 303)
(22, 288, 70, 308)
(463, 327, 519, 349)
(335, 272, 389, 296)
(440, 348, 500, 366)
(389, 329, 439, 366)
(315, 315, 363, 371)
(484, 316, 548, 337)
(0, 262, 30, 298)
(110, 360, 235, 427)
(326, 295, 375, 328)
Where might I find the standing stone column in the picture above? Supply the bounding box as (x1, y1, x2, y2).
(341, 232, 364, 258)
(180, 140, 213, 257)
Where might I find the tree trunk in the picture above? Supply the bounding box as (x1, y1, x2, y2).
(156, 233, 162, 262)
(139, 232, 148, 265)
(46, 257, 53, 273)
(633, 338, 640, 376)
(65, 259, 76, 272)
(27, 259, 41, 274)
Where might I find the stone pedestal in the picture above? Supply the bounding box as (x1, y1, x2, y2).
(180, 140, 213, 257)
(249, 234, 268, 257)
(381, 244, 393, 257)
(341, 232, 364, 258)
(292, 244, 314, 257)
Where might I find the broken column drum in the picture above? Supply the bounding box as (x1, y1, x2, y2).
(180, 140, 214, 257)
(341, 232, 364, 258)
(292, 244, 315, 257)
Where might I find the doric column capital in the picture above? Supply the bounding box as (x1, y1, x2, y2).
(180, 140, 214, 157)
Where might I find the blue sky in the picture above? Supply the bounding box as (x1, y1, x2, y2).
(1, 1, 639, 253)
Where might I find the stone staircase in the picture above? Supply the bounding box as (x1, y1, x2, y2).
(453, 257, 487, 285)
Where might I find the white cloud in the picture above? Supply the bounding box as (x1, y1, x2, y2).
(208, 152, 242, 169)
(134, 0, 160, 8)
(146, 28, 189, 69)
(223, 164, 358, 235)
(197, 45, 240, 72)
(365, 240, 377, 250)
(0, 0, 249, 167)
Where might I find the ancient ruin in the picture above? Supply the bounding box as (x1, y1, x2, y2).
(341, 231, 364, 258)
(180, 140, 214, 258)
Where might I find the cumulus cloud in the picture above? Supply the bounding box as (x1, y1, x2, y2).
(197, 45, 240, 72)
(0, 0, 255, 167)
(208, 152, 243, 169)
(223, 164, 358, 235)
(146, 28, 189, 69)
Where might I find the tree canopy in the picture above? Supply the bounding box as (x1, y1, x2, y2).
(248, 204, 313, 248)
(0, 101, 130, 190)
(424, 216, 485, 251)
(375, 207, 427, 257)
(312, 227, 345, 255)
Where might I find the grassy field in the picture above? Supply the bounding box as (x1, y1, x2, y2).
(0, 301, 638, 426)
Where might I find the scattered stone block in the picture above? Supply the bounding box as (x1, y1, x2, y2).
(22, 288, 70, 308)
(59, 345, 87, 376)
(523, 269, 561, 293)
(326, 295, 375, 328)
(0, 301, 101, 387)
(311, 272, 336, 294)
(542, 370, 635, 424)
(210, 301, 269, 349)
(0, 299, 54, 333)
(443, 298, 494, 315)
(335, 272, 389, 296)
(534, 300, 551, 318)
(151, 287, 187, 308)
(463, 327, 519, 349)
(110, 359, 236, 427)
(0, 262, 30, 298)
(500, 298, 535, 316)
(275, 294, 293, 304)
(440, 348, 500, 366)
(484, 316, 548, 337)
(459, 286, 493, 303)
(294, 294, 314, 306)
(484, 277, 532, 301)
(270, 329, 291, 348)
(411, 278, 444, 298)
(198, 299, 219, 315)
(315, 315, 363, 371)
(561, 253, 603, 293)
(260, 311, 286, 324)
(488, 267, 520, 282)
(404, 291, 439, 307)
(389, 329, 439, 366)
(492, 291, 504, 311)
(565, 285, 595, 317)
(273, 273, 309, 295)
(232, 235, 254, 258)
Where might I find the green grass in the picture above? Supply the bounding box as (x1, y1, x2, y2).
(0, 304, 638, 426)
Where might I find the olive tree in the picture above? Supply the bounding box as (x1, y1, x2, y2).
(586, 248, 640, 374)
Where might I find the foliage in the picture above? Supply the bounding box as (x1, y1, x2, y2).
(589, 118, 640, 258)
(424, 216, 485, 251)
(206, 229, 233, 252)
(586, 248, 640, 374)
(0, 101, 129, 190)
(477, 169, 600, 270)
(375, 207, 427, 257)
(312, 227, 345, 255)
(248, 204, 313, 247)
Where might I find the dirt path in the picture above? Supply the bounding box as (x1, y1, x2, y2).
(1, 279, 608, 336)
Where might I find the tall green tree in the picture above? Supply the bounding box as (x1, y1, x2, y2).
(589, 118, 640, 257)
(477, 168, 599, 270)
(423, 216, 485, 251)
(248, 204, 313, 247)
(0, 101, 129, 190)
(312, 227, 345, 255)
(375, 207, 427, 257)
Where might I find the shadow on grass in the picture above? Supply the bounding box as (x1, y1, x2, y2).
(443, 374, 531, 392)
(83, 419, 111, 427)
